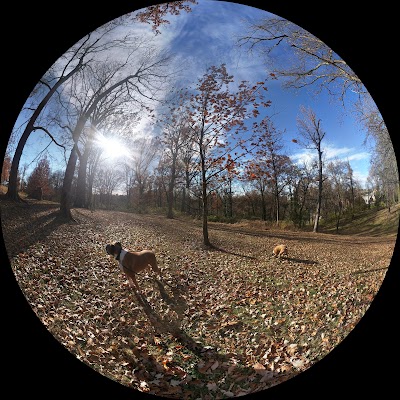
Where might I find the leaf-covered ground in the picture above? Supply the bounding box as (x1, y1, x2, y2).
(1, 198, 396, 399)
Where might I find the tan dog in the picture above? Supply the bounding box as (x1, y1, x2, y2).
(272, 244, 288, 258)
(106, 242, 161, 292)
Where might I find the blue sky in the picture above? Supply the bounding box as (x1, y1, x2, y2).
(10, 0, 375, 186)
(155, 0, 371, 183)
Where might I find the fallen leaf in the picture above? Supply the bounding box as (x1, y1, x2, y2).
(253, 362, 266, 375)
(139, 381, 150, 392)
(220, 390, 234, 397)
(154, 336, 162, 345)
(210, 361, 219, 370)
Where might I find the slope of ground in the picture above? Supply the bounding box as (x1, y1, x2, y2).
(319, 203, 400, 236)
(0, 197, 397, 398)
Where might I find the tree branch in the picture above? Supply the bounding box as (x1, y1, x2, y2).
(32, 126, 66, 149)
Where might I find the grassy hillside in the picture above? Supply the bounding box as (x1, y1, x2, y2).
(319, 203, 400, 237)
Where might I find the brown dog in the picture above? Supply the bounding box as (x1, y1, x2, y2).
(106, 241, 161, 292)
(272, 244, 288, 258)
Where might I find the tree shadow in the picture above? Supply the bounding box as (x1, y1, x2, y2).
(133, 287, 204, 357)
(209, 222, 393, 244)
(351, 266, 388, 275)
(205, 243, 258, 260)
(128, 284, 299, 397)
(1, 200, 66, 258)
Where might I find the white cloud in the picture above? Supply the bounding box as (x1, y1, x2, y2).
(289, 143, 371, 187)
(353, 170, 369, 187)
(289, 149, 315, 166)
(346, 152, 370, 162)
(290, 144, 369, 165)
(324, 146, 353, 159)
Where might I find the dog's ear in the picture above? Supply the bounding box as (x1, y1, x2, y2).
(115, 242, 122, 247)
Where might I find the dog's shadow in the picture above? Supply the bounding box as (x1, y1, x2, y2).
(133, 288, 202, 356)
(154, 278, 188, 317)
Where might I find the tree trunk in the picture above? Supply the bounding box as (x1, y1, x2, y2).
(86, 183, 94, 210)
(59, 147, 78, 220)
(275, 182, 280, 224)
(86, 152, 101, 210)
(184, 170, 191, 214)
(260, 186, 266, 221)
(7, 63, 83, 201)
(201, 161, 210, 246)
(313, 147, 323, 233)
(86, 171, 95, 210)
(166, 186, 174, 218)
(227, 178, 233, 218)
(6, 129, 29, 201)
(166, 161, 176, 219)
(313, 195, 321, 232)
(202, 190, 210, 246)
(335, 209, 341, 232)
(74, 148, 90, 208)
(181, 186, 186, 212)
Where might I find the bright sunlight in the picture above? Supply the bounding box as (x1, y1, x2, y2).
(94, 131, 131, 161)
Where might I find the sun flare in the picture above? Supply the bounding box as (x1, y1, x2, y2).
(94, 132, 130, 160)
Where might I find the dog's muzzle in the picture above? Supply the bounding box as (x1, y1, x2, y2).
(106, 242, 122, 260)
(105, 244, 114, 255)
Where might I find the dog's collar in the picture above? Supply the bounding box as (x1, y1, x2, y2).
(117, 249, 127, 264)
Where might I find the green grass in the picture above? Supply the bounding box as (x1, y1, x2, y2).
(319, 203, 399, 236)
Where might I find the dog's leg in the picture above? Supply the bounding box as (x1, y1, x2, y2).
(126, 273, 141, 293)
(149, 255, 162, 279)
(155, 263, 162, 280)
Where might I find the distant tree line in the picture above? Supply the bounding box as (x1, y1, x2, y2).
(4, 130, 389, 235)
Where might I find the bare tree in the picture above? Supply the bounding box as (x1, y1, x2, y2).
(6, 1, 197, 203)
(157, 95, 193, 218)
(59, 41, 172, 220)
(252, 118, 291, 223)
(238, 16, 365, 104)
(295, 106, 326, 232)
(74, 90, 140, 208)
(242, 160, 270, 221)
(49, 170, 64, 201)
(287, 162, 314, 228)
(344, 159, 357, 219)
(180, 139, 198, 214)
(7, 22, 126, 202)
(355, 96, 399, 209)
(326, 159, 348, 232)
(128, 137, 160, 211)
(94, 166, 121, 209)
(238, 14, 398, 205)
(121, 161, 135, 208)
(1, 153, 11, 185)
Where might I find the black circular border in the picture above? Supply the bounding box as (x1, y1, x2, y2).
(1, 1, 398, 398)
